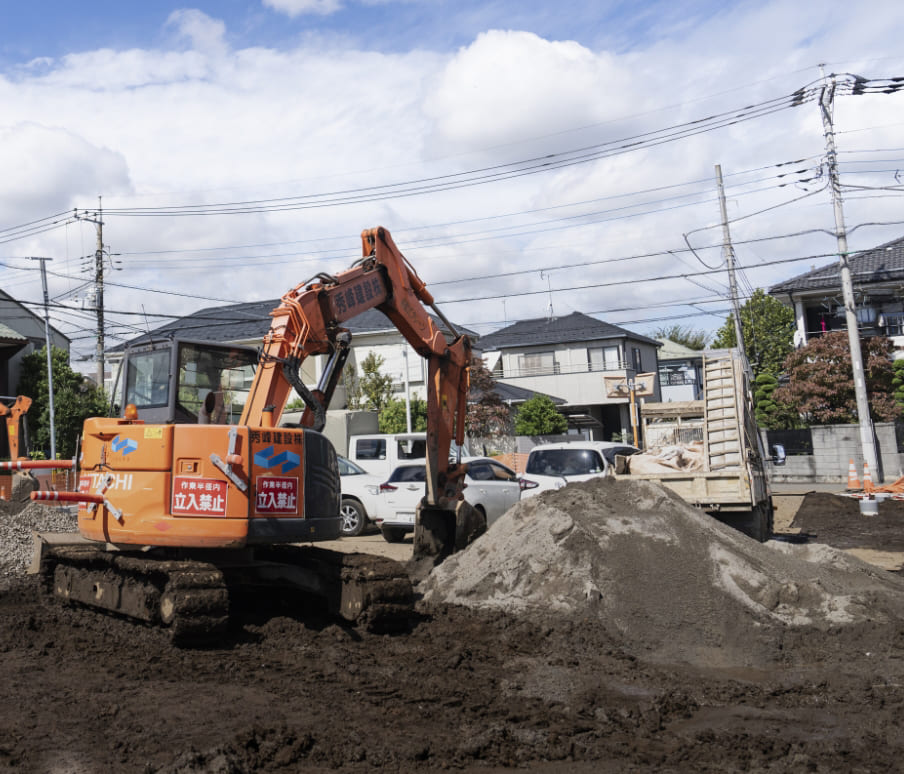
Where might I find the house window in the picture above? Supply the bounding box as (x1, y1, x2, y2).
(518, 351, 557, 376)
(632, 347, 642, 372)
(659, 368, 695, 386)
(857, 306, 878, 325)
(588, 346, 620, 371)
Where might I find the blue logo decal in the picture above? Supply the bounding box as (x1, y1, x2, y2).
(254, 445, 300, 473)
(112, 435, 138, 455)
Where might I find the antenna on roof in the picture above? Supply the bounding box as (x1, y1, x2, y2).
(540, 270, 554, 321)
(141, 305, 153, 338)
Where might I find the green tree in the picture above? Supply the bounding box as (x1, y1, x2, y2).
(16, 346, 109, 459)
(466, 356, 511, 438)
(772, 331, 897, 425)
(753, 372, 798, 429)
(379, 394, 427, 433)
(342, 361, 363, 410)
(357, 352, 393, 413)
(894, 358, 904, 413)
(514, 394, 567, 436)
(653, 325, 709, 350)
(712, 288, 795, 379)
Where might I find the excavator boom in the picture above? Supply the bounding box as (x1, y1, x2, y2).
(239, 226, 475, 553)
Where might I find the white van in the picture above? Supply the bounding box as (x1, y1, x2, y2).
(521, 441, 640, 498)
(347, 432, 469, 480)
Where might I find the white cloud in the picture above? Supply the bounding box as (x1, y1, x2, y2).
(1, 1, 903, 360)
(262, 0, 343, 17)
(166, 9, 228, 55)
(0, 123, 131, 223)
(425, 30, 632, 155)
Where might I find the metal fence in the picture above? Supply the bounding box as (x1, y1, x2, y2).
(765, 428, 813, 456)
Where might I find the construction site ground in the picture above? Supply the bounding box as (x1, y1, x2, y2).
(3, 479, 904, 773)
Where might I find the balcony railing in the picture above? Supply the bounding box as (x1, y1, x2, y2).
(494, 360, 630, 379)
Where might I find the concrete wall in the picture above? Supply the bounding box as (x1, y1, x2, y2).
(763, 422, 904, 484)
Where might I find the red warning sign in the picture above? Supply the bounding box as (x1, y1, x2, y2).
(172, 477, 228, 517)
(255, 476, 299, 515)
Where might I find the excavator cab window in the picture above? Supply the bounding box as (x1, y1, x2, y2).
(177, 343, 257, 424)
(125, 349, 170, 409)
(117, 339, 258, 424)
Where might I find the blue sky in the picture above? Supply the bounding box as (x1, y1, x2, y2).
(1, 0, 716, 63)
(2, 0, 903, 364)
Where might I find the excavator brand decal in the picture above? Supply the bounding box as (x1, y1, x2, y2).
(255, 476, 299, 514)
(253, 445, 300, 474)
(171, 477, 228, 517)
(249, 430, 304, 446)
(82, 472, 134, 492)
(332, 276, 384, 317)
(111, 435, 138, 455)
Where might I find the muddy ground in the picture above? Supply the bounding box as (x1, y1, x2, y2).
(3, 483, 904, 773)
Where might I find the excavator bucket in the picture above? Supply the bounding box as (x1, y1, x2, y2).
(413, 500, 486, 565)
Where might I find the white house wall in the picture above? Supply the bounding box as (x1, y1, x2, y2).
(498, 341, 661, 406)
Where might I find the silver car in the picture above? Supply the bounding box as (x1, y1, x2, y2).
(374, 457, 530, 543)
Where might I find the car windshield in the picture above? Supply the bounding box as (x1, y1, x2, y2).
(388, 465, 427, 483)
(338, 456, 367, 476)
(600, 446, 639, 465)
(525, 449, 604, 477)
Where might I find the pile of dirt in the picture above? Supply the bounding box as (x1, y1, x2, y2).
(421, 477, 904, 666)
(5, 478, 904, 772)
(791, 491, 904, 550)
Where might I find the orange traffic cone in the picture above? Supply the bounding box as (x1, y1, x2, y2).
(863, 461, 874, 493)
(847, 459, 861, 490)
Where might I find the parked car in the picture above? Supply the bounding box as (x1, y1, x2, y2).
(374, 457, 535, 543)
(521, 441, 641, 498)
(346, 432, 471, 480)
(337, 455, 384, 537)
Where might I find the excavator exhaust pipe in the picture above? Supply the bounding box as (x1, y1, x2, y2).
(413, 500, 486, 566)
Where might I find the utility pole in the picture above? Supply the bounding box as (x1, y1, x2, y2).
(402, 346, 412, 433)
(75, 198, 106, 391)
(715, 164, 749, 370)
(29, 257, 57, 460)
(819, 66, 880, 480)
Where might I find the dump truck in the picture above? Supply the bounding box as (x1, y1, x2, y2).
(614, 348, 780, 541)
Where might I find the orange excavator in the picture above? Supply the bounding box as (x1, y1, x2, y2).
(31, 227, 480, 642)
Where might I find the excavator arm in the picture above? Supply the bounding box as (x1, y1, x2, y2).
(240, 226, 478, 560)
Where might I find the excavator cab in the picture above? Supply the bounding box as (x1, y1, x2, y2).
(110, 338, 258, 425)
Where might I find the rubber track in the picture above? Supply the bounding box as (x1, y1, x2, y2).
(40, 545, 229, 645)
(254, 545, 415, 632)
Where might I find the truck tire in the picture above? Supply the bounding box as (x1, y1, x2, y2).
(340, 498, 367, 537)
(381, 526, 408, 544)
(716, 504, 771, 543)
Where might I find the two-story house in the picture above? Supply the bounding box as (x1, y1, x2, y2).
(477, 311, 661, 441)
(768, 235, 904, 349)
(656, 338, 703, 401)
(0, 289, 70, 395)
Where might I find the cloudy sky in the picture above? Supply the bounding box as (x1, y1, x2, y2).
(2, 0, 903, 366)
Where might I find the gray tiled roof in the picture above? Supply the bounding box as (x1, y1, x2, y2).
(116, 303, 474, 351)
(478, 311, 659, 350)
(769, 235, 904, 295)
(482, 381, 565, 405)
(0, 322, 27, 343)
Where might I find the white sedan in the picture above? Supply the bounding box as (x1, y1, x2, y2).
(374, 457, 534, 543)
(337, 455, 384, 537)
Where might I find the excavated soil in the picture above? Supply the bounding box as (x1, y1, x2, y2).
(3, 481, 904, 773)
